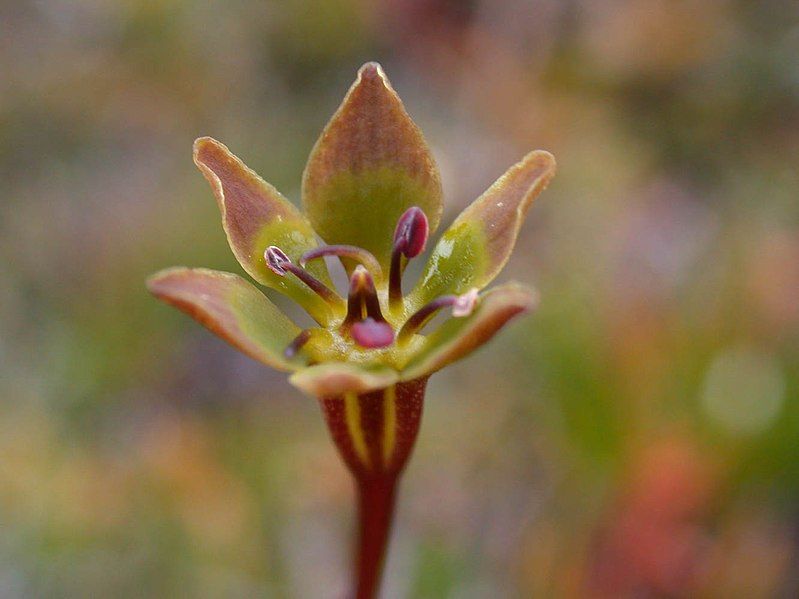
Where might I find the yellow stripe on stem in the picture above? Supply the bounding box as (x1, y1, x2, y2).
(345, 391, 369, 467)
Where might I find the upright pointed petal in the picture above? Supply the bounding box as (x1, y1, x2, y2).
(401, 283, 537, 380)
(194, 137, 338, 324)
(147, 267, 300, 372)
(409, 151, 555, 308)
(289, 363, 399, 397)
(302, 62, 443, 269)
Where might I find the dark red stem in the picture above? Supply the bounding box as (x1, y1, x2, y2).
(319, 377, 428, 599)
(354, 477, 397, 599)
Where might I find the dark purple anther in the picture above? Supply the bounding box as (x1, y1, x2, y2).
(264, 245, 342, 306)
(389, 207, 429, 306)
(396, 288, 480, 343)
(351, 318, 395, 349)
(265, 245, 291, 276)
(393, 206, 429, 258)
(451, 288, 479, 317)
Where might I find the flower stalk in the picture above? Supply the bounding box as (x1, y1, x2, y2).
(354, 478, 396, 599)
(320, 378, 427, 598)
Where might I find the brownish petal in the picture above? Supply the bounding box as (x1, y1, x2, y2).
(194, 137, 338, 324)
(401, 283, 537, 380)
(410, 150, 556, 308)
(147, 267, 300, 371)
(302, 62, 443, 269)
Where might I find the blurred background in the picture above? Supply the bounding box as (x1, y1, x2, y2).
(1, 0, 798, 596)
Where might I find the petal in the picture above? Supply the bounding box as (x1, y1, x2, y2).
(147, 267, 300, 372)
(409, 150, 555, 308)
(194, 137, 338, 325)
(401, 283, 537, 380)
(289, 363, 399, 398)
(302, 62, 443, 270)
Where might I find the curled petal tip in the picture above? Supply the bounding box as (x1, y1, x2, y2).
(302, 61, 443, 268)
(357, 61, 386, 82)
(192, 136, 216, 157)
(535, 150, 557, 172)
(191, 136, 336, 324)
(409, 149, 556, 306)
(351, 318, 395, 349)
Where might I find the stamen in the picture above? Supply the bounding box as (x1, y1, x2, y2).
(351, 317, 395, 349)
(264, 246, 341, 305)
(389, 207, 429, 307)
(452, 288, 480, 317)
(344, 266, 385, 327)
(264, 246, 291, 276)
(393, 206, 429, 259)
(396, 288, 480, 343)
(284, 329, 312, 359)
(300, 245, 383, 282)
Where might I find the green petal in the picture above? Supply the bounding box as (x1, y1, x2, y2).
(408, 150, 555, 308)
(302, 62, 443, 271)
(194, 137, 340, 325)
(401, 283, 537, 380)
(289, 362, 399, 398)
(147, 267, 300, 372)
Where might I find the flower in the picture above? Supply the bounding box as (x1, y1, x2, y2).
(147, 62, 555, 598)
(147, 62, 555, 401)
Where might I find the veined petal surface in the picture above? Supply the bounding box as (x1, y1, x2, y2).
(147, 267, 300, 372)
(194, 137, 338, 324)
(401, 283, 537, 380)
(302, 62, 442, 270)
(409, 151, 555, 308)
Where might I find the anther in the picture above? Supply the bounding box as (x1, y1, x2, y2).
(393, 206, 429, 259)
(264, 246, 341, 305)
(396, 288, 480, 343)
(284, 329, 312, 359)
(389, 207, 429, 307)
(264, 246, 291, 276)
(452, 288, 480, 317)
(300, 245, 383, 282)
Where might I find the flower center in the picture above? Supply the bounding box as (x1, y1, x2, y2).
(267, 207, 479, 356)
